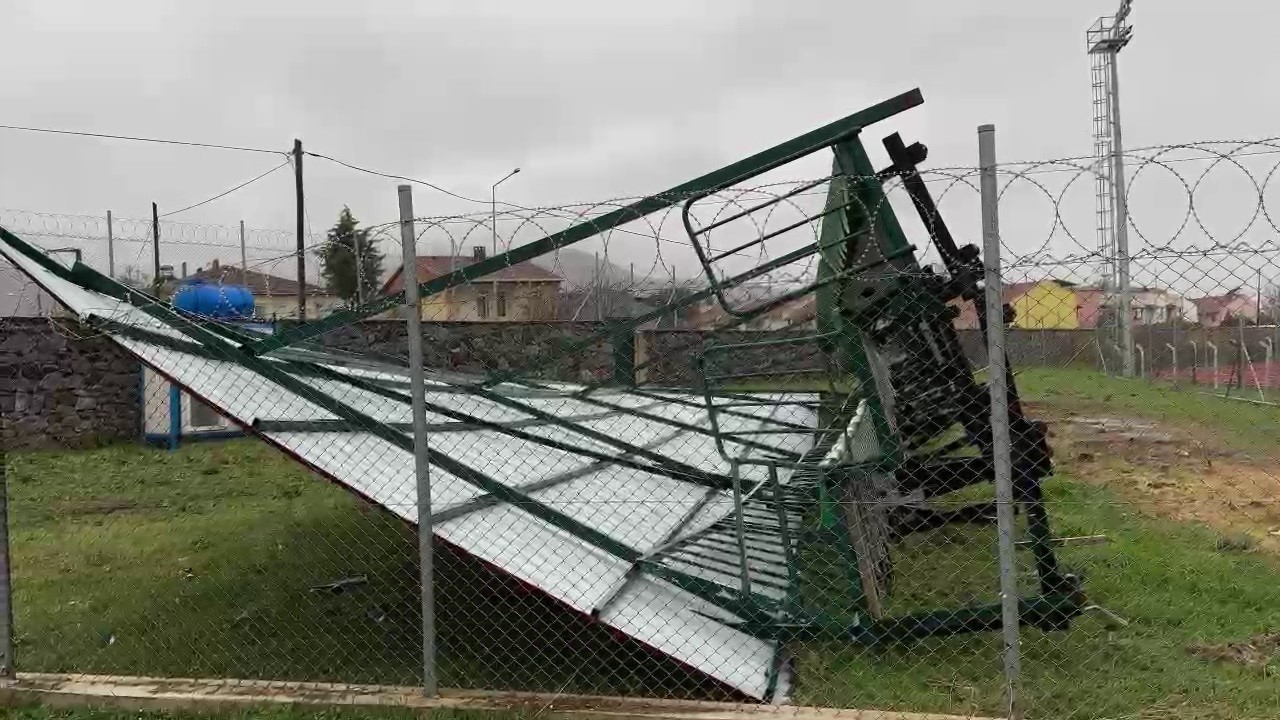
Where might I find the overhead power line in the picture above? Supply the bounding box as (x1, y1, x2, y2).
(0, 123, 284, 154)
(304, 151, 489, 204)
(161, 159, 292, 218)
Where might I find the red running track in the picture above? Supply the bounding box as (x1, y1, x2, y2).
(1154, 361, 1280, 389)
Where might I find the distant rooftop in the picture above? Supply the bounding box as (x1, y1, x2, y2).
(185, 259, 331, 296)
(381, 253, 561, 294)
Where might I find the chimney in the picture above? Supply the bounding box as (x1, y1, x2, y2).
(472, 246, 486, 262)
(181, 262, 187, 278)
(211, 258, 220, 270)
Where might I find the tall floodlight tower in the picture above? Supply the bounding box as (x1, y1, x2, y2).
(1088, 0, 1135, 375)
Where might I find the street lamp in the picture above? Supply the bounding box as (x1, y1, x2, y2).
(491, 168, 521, 257)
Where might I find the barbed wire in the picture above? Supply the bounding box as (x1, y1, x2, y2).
(5, 140, 1280, 320)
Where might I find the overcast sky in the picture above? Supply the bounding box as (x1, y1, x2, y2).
(2, 0, 1278, 294)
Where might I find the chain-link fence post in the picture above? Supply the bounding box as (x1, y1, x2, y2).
(979, 123, 1022, 720)
(399, 183, 438, 696)
(0, 416, 12, 681)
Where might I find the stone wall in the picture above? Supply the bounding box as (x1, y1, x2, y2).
(636, 330, 824, 385)
(1, 317, 141, 450)
(311, 320, 618, 382)
(8, 315, 1278, 450)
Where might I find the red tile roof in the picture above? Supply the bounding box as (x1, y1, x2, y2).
(381, 256, 561, 294)
(1192, 293, 1243, 312)
(186, 260, 330, 296)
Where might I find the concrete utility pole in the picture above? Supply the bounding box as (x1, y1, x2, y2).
(398, 184, 437, 697)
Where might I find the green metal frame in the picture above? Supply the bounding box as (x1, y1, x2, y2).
(0, 88, 1086, 701)
(243, 89, 925, 358)
(668, 117, 1085, 657)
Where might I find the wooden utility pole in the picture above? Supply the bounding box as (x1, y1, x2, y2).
(293, 139, 306, 321)
(151, 202, 161, 295)
(239, 220, 248, 277)
(106, 210, 115, 279)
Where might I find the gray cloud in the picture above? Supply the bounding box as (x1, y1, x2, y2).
(1, 0, 1276, 294)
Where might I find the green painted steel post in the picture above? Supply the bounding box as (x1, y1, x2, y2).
(612, 325, 636, 386)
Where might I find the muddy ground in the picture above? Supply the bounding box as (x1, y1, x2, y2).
(1031, 402, 1280, 555)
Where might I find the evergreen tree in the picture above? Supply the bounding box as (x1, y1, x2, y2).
(319, 207, 383, 306)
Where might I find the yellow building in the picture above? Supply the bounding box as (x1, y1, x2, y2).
(952, 279, 1080, 330)
(1007, 280, 1080, 329)
(381, 248, 562, 322)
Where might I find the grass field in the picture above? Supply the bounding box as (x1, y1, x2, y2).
(0, 707, 503, 720)
(5, 369, 1280, 719)
(5, 441, 711, 699)
(1017, 366, 1280, 454)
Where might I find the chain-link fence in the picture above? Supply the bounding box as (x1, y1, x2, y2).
(2, 111, 1279, 720)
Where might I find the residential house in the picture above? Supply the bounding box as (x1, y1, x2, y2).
(1073, 286, 1107, 329)
(1129, 287, 1196, 325)
(747, 295, 817, 330)
(681, 294, 817, 331)
(1075, 285, 1197, 328)
(381, 246, 562, 322)
(1193, 289, 1258, 328)
(952, 279, 1080, 330)
(184, 259, 340, 320)
(683, 299, 726, 329)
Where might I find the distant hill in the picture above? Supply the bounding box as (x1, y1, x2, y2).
(529, 247, 810, 301)
(531, 248, 634, 289)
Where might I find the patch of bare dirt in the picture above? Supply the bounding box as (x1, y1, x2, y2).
(1037, 407, 1280, 554)
(1187, 632, 1280, 670)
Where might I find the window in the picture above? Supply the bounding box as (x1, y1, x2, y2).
(476, 295, 489, 319)
(189, 397, 222, 428)
(497, 293, 507, 318)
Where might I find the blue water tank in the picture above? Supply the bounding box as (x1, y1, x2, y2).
(172, 280, 255, 319)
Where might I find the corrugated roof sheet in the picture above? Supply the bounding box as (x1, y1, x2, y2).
(0, 229, 815, 702)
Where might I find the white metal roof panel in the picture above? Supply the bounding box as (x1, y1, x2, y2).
(0, 231, 817, 702)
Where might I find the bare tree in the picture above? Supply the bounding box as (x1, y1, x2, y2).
(119, 264, 149, 290)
